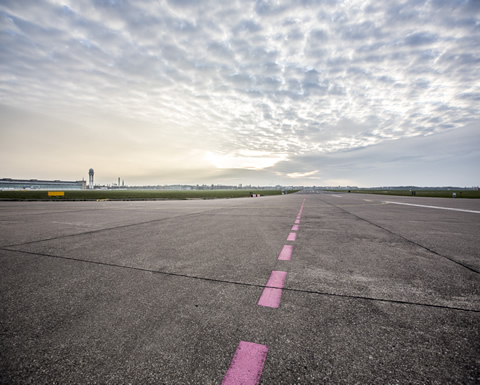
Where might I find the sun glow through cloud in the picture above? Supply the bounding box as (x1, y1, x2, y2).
(206, 151, 288, 170)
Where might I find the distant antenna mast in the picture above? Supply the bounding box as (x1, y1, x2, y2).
(88, 168, 94, 189)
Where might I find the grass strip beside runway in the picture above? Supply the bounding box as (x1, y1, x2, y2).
(0, 189, 299, 201)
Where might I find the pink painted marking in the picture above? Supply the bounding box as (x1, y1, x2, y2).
(294, 219, 300, 224)
(258, 271, 287, 308)
(265, 270, 287, 288)
(257, 288, 283, 308)
(296, 215, 301, 219)
(291, 225, 299, 231)
(222, 341, 268, 385)
(278, 245, 293, 260)
(287, 232, 297, 241)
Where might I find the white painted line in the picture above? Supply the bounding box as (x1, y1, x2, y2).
(331, 195, 342, 197)
(384, 201, 480, 214)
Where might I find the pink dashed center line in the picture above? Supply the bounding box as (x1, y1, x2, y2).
(224, 200, 306, 384)
(222, 341, 268, 385)
(258, 271, 287, 308)
(265, 270, 287, 288)
(278, 245, 293, 260)
(287, 232, 297, 241)
(257, 288, 282, 308)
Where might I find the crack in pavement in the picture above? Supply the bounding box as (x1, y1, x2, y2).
(2, 202, 251, 249)
(318, 197, 480, 275)
(2, 247, 478, 314)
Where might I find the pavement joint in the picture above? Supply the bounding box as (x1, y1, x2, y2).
(2, 203, 252, 249)
(3, 246, 478, 313)
(0, 207, 113, 218)
(319, 197, 480, 274)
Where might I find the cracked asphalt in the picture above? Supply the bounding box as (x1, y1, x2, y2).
(1, 192, 479, 384)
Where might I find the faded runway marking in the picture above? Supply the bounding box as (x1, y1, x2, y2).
(222, 341, 268, 385)
(257, 271, 287, 308)
(278, 245, 293, 261)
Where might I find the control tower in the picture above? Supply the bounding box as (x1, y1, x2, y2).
(88, 168, 94, 189)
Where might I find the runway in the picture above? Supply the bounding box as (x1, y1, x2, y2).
(1, 193, 479, 384)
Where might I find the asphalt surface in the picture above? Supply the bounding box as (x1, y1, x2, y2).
(0, 192, 479, 384)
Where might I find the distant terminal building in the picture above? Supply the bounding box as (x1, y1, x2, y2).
(0, 178, 86, 190)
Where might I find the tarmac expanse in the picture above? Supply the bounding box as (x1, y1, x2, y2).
(0, 192, 479, 384)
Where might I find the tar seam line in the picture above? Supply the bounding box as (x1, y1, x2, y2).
(3, 248, 478, 314)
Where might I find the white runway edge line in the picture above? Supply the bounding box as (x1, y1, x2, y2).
(384, 201, 480, 214)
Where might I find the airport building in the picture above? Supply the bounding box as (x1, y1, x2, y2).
(0, 178, 86, 190)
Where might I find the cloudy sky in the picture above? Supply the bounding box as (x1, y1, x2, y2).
(1, 0, 479, 187)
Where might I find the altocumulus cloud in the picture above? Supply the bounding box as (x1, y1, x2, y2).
(0, 0, 479, 185)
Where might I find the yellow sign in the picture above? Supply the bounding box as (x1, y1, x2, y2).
(48, 191, 65, 197)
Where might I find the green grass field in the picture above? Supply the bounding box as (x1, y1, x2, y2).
(0, 189, 299, 201)
(330, 189, 480, 199)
